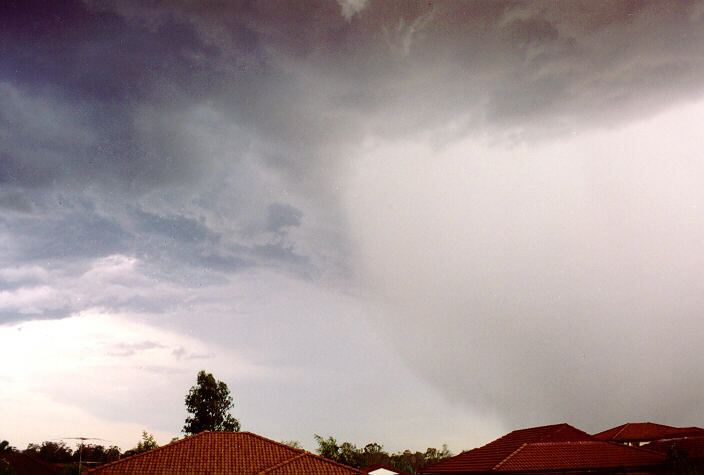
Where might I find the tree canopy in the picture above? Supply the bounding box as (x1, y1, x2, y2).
(183, 370, 240, 435)
(314, 435, 452, 474)
(122, 431, 159, 458)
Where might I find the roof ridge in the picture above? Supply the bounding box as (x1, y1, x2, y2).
(301, 450, 366, 473)
(493, 442, 527, 471)
(86, 431, 212, 472)
(257, 452, 307, 474)
(528, 440, 598, 446)
(258, 450, 364, 474)
(553, 424, 598, 442)
(611, 423, 629, 440)
(603, 440, 667, 457)
(236, 431, 306, 455)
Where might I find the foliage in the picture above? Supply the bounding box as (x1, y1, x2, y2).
(666, 444, 699, 475)
(314, 435, 452, 473)
(61, 463, 82, 475)
(0, 459, 16, 475)
(80, 444, 121, 465)
(281, 440, 303, 450)
(183, 370, 240, 435)
(24, 441, 73, 464)
(24, 441, 121, 467)
(123, 431, 159, 457)
(0, 441, 13, 453)
(389, 446, 453, 474)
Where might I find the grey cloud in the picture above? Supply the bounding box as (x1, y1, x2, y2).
(266, 203, 303, 234)
(97, 0, 704, 137)
(0, 307, 72, 326)
(171, 346, 212, 360)
(108, 341, 165, 357)
(131, 209, 217, 245)
(4, 0, 704, 443)
(344, 124, 704, 432)
(5, 211, 130, 263)
(0, 190, 34, 214)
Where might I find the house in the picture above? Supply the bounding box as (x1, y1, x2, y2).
(87, 431, 363, 474)
(593, 422, 704, 446)
(0, 452, 60, 475)
(642, 433, 704, 471)
(360, 464, 408, 474)
(420, 423, 593, 473)
(420, 423, 666, 474)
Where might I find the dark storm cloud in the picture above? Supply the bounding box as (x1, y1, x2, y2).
(4, 211, 129, 262)
(96, 0, 704, 135)
(0, 0, 232, 193)
(0, 190, 34, 214)
(5, 0, 704, 196)
(4, 0, 704, 440)
(266, 203, 303, 234)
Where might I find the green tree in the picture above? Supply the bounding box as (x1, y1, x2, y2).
(0, 443, 16, 475)
(0, 459, 16, 475)
(122, 431, 159, 458)
(313, 435, 363, 468)
(314, 435, 340, 461)
(281, 440, 303, 450)
(183, 370, 240, 435)
(666, 444, 699, 475)
(24, 441, 73, 463)
(60, 464, 82, 475)
(313, 435, 452, 473)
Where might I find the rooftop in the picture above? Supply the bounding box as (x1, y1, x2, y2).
(87, 431, 362, 474)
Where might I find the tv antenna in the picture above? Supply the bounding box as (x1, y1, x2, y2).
(56, 437, 110, 469)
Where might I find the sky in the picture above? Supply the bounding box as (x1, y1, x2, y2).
(3, 0, 704, 454)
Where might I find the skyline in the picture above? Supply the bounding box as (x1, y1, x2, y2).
(3, 0, 704, 452)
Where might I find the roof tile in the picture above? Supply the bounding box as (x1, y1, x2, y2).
(494, 441, 664, 471)
(88, 431, 362, 474)
(421, 423, 594, 473)
(594, 423, 704, 443)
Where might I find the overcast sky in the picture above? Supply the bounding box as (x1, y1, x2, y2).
(3, 0, 704, 454)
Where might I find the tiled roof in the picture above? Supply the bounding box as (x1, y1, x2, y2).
(87, 431, 362, 474)
(261, 452, 364, 474)
(593, 422, 704, 443)
(421, 423, 595, 473)
(643, 436, 704, 458)
(1, 452, 60, 475)
(494, 441, 665, 471)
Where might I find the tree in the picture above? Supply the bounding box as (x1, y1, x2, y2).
(183, 370, 240, 435)
(314, 435, 452, 474)
(24, 441, 73, 463)
(313, 435, 363, 468)
(79, 444, 121, 464)
(281, 440, 303, 450)
(0, 459, 15, 475)
(666, 444, 698, 475)
(122, 431, 158, 458)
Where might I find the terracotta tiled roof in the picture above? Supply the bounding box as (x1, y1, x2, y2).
(261, 452, 363, 474)
(421, 423, 595, 473)
(593, 422, 704, 443)
(87, 431, 362, 474)
(643, 435, 704, 458)
(493, 441, 665, 471)
(0, 452, 60, 474)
